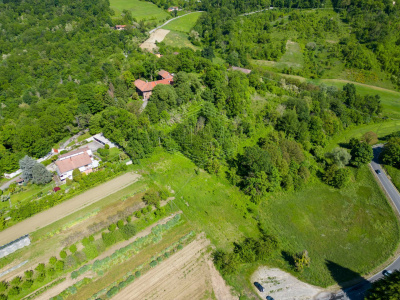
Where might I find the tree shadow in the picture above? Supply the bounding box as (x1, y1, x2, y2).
(326, 260, 371, 300)
(281, 250, 295, 268)
(338, 142, 350, 149)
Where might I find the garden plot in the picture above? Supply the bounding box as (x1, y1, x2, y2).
(113, 235, 237, 300)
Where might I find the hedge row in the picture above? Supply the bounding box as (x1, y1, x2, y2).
(22, 277, 66, 300)
(49, 277, 92, 300)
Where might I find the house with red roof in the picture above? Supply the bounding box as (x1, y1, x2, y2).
(115, 25, 126, 30)
(55, 147, 98, 181)
(134, 70, 174, 100)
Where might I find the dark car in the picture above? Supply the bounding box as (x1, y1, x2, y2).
(383, 269, 393, 277)
(376, 169, 381, 175)
(254, 282, 264, 292)
(266, 296, 274, 300)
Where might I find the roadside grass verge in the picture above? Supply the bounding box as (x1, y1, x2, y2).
(163, 12, 203, 33)
(109, 0, 169, 22)
(163, 31, 200, 50)
(324, 120, 400, 152)
(258, 165, 400, 287)
(384, 165, 400, 192)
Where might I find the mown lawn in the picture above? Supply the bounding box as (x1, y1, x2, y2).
(134, 150, 400, 289)
(163, 30, 200, 50)
(163, 12, 203, 33)
(109, 0, 169, 22)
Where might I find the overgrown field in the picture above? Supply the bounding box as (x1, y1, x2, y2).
(163, 31, 200, 50)
(133, 150, 400, 290)
(109, 0, 169, 22)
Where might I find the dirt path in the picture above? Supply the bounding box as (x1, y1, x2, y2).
(32, 213, 180, 300)
(113, 235, 237, 300)
(0, 173, 140, 246)
(140, 29, 170, 52)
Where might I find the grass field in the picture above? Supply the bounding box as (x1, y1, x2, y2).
(110, 0, 169, 22)
(259, 165, 399, 287)
(324, 119, 400, 152)
(133, 150, 400, 290)
(163, 12, 203, 33)
(163, 31, 200, 50)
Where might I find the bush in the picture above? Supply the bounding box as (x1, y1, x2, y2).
(36, 273, 46, 283)
(108, 223, 117, 232)
(22, 280, 33, 290)
(134, 211, 142, 218)
(135, 271, 141, 278)
(49, 256, 57, 265)
(69, 244, 77, 253)
(35, 263, 45, 273)
(164, 252, 170, 259)
(24, 270, 33, 278)
(81, 237, 91, 247)
(8, 286, 20, 296)
(150, 260, 158, 268)
(126, 216, 132, 223)
(106, 286, 119, 298)
(127, 275, 135, 283)
(102, 232, 116, 247)
(60, 250, 67, 259)
(71, 271, 79, 279)
(55, 260, 65, 272)
(0, 294, 6, 300)
(157, 256, 163, 263)
(0, 282, 8, 292)
(121, 224, 136, 240)
(11, 276, 21, 286)
(117, 220, 124, 229)
(89, 235, 95, 242)
(142, 189, 160, 207)
(83, 244, 99, 260)
(47, 268, 55, 277)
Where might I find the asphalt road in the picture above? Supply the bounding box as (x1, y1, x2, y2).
(322, 144, 400, 300)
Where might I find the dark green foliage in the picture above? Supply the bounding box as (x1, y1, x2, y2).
(72, 169, 82, 182)
(49, 256, 57, 265)
(36, 273, 46, 283)
(351, 142, 373, 167)
(323, 165, 352, 189)
(135, 271, 141, 278)
(121, 223, 136, 240)
(21, 279, 33, 290)
(142, 189, 161, 207)
(102, 232, 117, 247)
(0, 294, 6, 300)
(150, 260, 158, 268)
(32, 163, 52, 185)
(10, 277, 21, 286)
(0, 282, 7, 292)
(55, 261, 65, 272)
(365, 270, 400, 299)
(382, 138, 400, 168)
(108, 223, 117, 232)
(106, 286, 119, 298)
(83, 244, 99, 260)
(24, 270, 33, 278)
(35, 263, 45, 273)
(8, 286, 20, 296)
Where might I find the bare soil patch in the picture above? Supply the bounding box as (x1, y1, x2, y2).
(140, 29, 170, 52)
(251, 267, 323, 300)
(113, 235, 238, 300)
(0, 173, 140, 246)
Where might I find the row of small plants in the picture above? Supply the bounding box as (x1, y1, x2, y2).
(49, 278, 92, 300)
(89, 231, 195, 300)
(49, 215, 186, 300)
(22, 277, 66, 300)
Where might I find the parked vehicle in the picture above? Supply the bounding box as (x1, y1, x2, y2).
(266, 296, 274, 300)
(376, 169, 381, 175)
(383, 269, 392, 277)
(254, 282, 264, 292)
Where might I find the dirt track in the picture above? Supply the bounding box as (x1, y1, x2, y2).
(113, 235, 237, 300)
(0, 173, 140, 246)
(140, 29, 170, 52)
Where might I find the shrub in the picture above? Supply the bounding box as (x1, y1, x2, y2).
(157, 256, 163, 263)
(177, 244, 183, 250)
(66, 178, 73, 186)
(108, 223, 117, 232)
(0, 294, 6, 300)
(127, 275, 135, 283)
(150, 260, 158, 268)
(117, 220, 124, 229)
(119, 281, 128, 289)
(126, 216, 132, 223)
(89, 235, 95, 242)
(102, 232, 116, 247)
(60, 250, 67, 259)
(121, 224, 136, 240)
(69, 244, 77, 253)
(0, 281, 8, 292)
(71, 271, 79, 279)
(49, 256, 57, 265)
(135, 271, 141, 278)
(8, 286, 20, 296)
(142, 189, 160, 207)
(55, 260, 65, 272)
(35, 263, 45, 273)
(36, 273, 46, 282)
(106, 286, 119, 298)
(82, 237, 90, 247)
(83, 244, 99, 260)
(164, 252, 170, 259)
(22, 279, 33, 290)
(11, 276, 21, 286)
(47, 268, 55, 277)
(134, 211, 142, 218)
(24, 270, 33, 278)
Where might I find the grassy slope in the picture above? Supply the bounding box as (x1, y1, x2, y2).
(163, 12, 203, 33)
(134, 150, 399, 289)
(110, 0, 169, 22)
(163, 31, 200, 50)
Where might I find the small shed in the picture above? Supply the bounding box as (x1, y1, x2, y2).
(53, 187, 61, 192)
(16, 178, 24, 185)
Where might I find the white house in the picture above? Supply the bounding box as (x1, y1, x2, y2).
(55, 147, 95, 181)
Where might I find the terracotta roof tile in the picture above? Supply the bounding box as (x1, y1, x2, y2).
(56, 153, 92, 174)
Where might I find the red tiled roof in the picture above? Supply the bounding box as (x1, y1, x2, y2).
(115, 25, 126, 29)
(59, 147, 90, 159)
(158, 70, 173, 79)
(56, 152, 92, 174)
(134, 78, 173, 92)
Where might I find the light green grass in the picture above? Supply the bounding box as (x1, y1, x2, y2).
(325, 120, 400, 152)
(277, 40, 304, 70)
(259, 165, 399, 287)
(110, 0, 169, 22)
(163, 31, 200, 50)
(134, 149, 399, 288)
(384, 165, 400, 192)
(163, 12, 203, 33)
(5, 182, 55, 209)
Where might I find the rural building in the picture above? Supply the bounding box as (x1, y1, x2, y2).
(55, 147, 98, 181)
(134, 70, 174, 100)
(167, 6, 180, 12)
(229, 66, 252, 74)
(115, 25, 126, 30)
(16, 178, 24, 185)
(86, 133, 117, 148)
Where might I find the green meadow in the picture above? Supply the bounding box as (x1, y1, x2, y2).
(110, 0, 169, 22)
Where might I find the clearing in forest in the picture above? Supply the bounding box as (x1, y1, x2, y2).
(140, 29, 170, 52)
(163, 12, 203, 33)
(112, 235, 237, 300)
(109, 0, 169, 22)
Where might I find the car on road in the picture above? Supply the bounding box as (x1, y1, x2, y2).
(383, 269, 392, 277)
(376, 169, 381, 175)
(254, 282, 264, 292)
(266, 296, 274, 300)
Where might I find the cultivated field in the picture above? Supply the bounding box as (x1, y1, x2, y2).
(109, 0, 169, 22)
(0, 172, 140, 245)
(140, 29, 170, 52)
(112, 235, 237, 300)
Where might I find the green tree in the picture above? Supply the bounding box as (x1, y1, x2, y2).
(294, 250, 310, 272)
(326, 147, 351, 168)
(382, 137, 400, 168)
(351, 142, 373, 167)
(365, 270, 400, 299)
(19, 156, 37, 182)
(72, 169, 82, 182)
(32, 163, 52, 185)
(142, 189, 160, 207)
